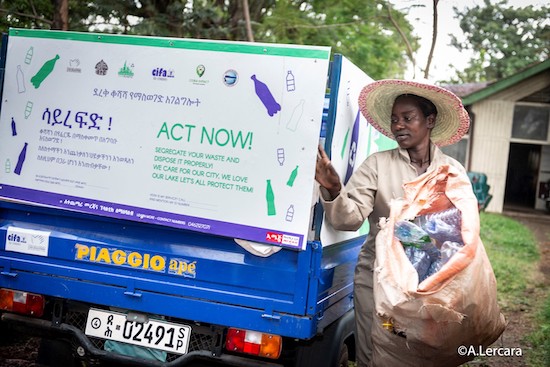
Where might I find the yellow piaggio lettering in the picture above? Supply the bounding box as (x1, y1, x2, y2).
(74, 244, 166, 272)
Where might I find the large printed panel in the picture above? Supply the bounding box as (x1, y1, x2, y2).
(321, 56, 397, 246)
(0, 29, 331, 250)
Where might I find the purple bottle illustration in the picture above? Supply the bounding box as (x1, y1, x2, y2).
(344, 110, 361, 184)
(251, 75, 281, 117)
(31, 54, 60, 88)
(276, 148, 285, 166)
(11, 118, 17, 136)
(14, 142, 28, 175)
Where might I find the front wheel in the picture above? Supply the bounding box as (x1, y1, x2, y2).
(337, 343, 349, 367)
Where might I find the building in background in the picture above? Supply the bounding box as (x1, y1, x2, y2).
(442, 59, 550, 213)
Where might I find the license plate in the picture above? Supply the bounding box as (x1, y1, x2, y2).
(85, 308, 191, 355)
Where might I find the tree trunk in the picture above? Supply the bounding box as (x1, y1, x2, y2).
(423, 0, 439, 79)
(52, 0, 69, 30)
(242, 0, 254, 42)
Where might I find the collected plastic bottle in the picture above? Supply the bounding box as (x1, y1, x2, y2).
(394, 220, 431, 248)
(416, 207, 463, 244)
(427, 241, 464, 276)
(404, 245, 432, 281)
(395, 220, 440, 280)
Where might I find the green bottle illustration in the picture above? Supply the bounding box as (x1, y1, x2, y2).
(287, 165, 298, 187)
(31, 54, 60, 88)
(266, 179, 276, 216)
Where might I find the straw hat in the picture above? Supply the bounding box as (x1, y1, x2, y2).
(358, 79, 470, 147)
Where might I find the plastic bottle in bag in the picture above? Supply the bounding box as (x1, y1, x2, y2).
(416, 207, 463, 244)
(427, 241, 464, 276)
(395, 221, 440, 281)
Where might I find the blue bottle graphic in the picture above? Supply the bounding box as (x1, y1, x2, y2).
(14, 142, 28, 175)
(11, 118, 17, 136)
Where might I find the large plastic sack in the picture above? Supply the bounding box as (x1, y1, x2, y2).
(372, 164, 506, 366)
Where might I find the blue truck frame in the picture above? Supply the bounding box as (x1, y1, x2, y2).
(0, 32, 362, 367)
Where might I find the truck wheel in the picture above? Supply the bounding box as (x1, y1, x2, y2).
(338, 343, 349, 367)
(37, 338, 79, 367)
(294, 309, 355, 367)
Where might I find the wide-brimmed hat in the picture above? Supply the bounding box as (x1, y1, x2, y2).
(358, 79, 470, 146)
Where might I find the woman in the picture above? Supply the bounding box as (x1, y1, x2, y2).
(315, 79, 471, 367)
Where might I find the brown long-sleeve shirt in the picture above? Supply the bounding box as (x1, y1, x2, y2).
(320, 142, 470, 277)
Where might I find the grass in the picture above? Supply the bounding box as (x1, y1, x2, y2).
(469, 212, 549, 366)
(526, 295, 550, 367)
(479, 212, 540, 310)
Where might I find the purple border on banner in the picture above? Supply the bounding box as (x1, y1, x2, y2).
(0, 184, 304, 250)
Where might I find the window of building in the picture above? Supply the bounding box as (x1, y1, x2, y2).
(441, 138, 468, 166)
(511, 104, 550, 142)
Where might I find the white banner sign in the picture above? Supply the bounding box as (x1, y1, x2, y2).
(0, 29, 331, 250)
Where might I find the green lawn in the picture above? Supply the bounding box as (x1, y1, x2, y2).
(480, 212, 540, 309)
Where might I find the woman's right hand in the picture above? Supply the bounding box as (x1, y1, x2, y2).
(315, 145, 342, 199)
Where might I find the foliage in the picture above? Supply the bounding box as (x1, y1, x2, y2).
(448, 0, 550, 83)
(0, 0, 418, 80)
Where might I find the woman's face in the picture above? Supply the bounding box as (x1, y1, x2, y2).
(390, 95, 435, 149)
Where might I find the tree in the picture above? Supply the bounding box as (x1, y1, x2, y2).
(448, 0, 550, 83)
(256, 0, 419, 79)
(0, 0, 420, 80)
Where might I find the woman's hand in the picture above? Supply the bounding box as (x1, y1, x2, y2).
(315, 145, 342, 199)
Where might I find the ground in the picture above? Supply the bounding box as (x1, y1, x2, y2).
(0, 211, 548, 367)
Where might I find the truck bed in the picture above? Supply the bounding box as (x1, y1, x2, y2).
(0, 201, 361, 340)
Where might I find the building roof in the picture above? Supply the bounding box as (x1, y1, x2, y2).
(456, 58, 550, 106)
(441, 82, 490, 98)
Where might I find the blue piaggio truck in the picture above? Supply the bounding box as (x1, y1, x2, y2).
(0, 29, 386, 367)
